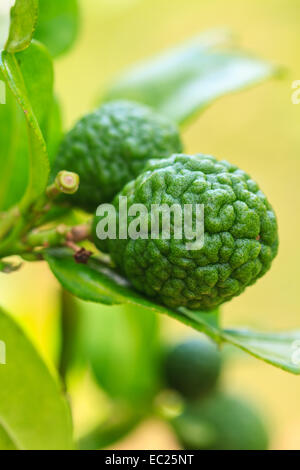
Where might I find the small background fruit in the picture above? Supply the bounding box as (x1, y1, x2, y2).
(171, 392, 269, 450)
(163, 338, 221, 400)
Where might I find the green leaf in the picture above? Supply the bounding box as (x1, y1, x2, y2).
(45, 249, 220, 336)
(0, 307, 74, 450)
(221, 328, 300, 375)
(0, 68, 27, 210)
(0, 42, 50, 211)
(0, 425, 17, 450)
(46, 95, 63, 164)
(46, 249, 124, 306)
(177, 309, 300, 375)
(34, 0, 80, 58)
(0, 41, 54, 210)
(45, 248, 182, 312)
(103, 30, 277, 125)
(15, 40, 54, 134)
(78, 302, 159, 404)
(5, 0, 39, 53)
(46, 249, 300, 375)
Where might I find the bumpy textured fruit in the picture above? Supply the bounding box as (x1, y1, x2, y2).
(164, 339, 221, 400)
(52, 100, 183, 212)
(172, 393, 269, 450)
(96, 154, 278, 311)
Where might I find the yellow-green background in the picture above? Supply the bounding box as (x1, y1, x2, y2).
(1, 0, 300, 449)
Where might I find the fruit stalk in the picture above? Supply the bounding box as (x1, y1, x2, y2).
(25, 222, 92, 249)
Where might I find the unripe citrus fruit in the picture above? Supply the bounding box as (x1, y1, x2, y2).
(164, 338, 221, 399)
(172, 393, 269, 450)
(53, 100, 183, 212)
(95, 154, 278, 311)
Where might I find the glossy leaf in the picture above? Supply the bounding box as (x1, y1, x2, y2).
(46, 248, 184, 313)
(5, 0, 38, 53)
(46, 249, 124, 305)
(34, 0, 80, 57)
(0, 42, 50, 211)
(45, 249, 221, 343)
(103, 30, 276, 125)
(46, 248, 300, 375)
(173, 309, 300, 374)
(0, 41, 54, 210)
(0, 307, 74, 450)
(15, 40, 54, 134)
(222, 328, 300, 374)
(0, 68, 28, 210)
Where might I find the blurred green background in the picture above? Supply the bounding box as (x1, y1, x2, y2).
(1, 0, 300, 449)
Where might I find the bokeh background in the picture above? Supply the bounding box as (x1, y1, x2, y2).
(1, 0, 300, 449)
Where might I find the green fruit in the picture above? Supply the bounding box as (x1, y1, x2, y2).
(164, 338, 221, 400)
(172, 393, 269, 450)
(53, 100, 183, 212)
(96, 154, 278, 311)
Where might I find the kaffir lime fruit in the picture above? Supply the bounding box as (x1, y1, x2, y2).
(171, 393, 269, 450)
(95, 154, 278, 311)
(53, 100, 183, 212)
(164, 338, 221, 400)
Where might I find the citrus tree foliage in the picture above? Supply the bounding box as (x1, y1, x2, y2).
(0, 0, 296, 451)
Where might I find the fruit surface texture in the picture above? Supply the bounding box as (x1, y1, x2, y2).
(100, 154, 278, 311)
(53, 100, 183, 212)
(164, 339, 221, 399)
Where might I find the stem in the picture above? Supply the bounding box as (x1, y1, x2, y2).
(26, 225, 69, 248)
(0, 172, 80, 259)
(0, 220, 92, 260)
